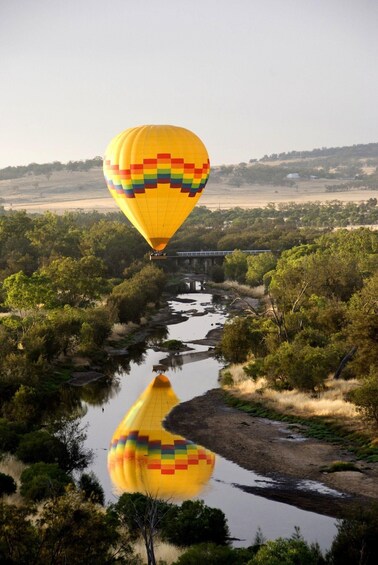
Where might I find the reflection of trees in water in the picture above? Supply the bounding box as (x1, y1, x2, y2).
(78, 376, 121, 406)
(146, 325, 169, 347)
(54, 386, 88, 420)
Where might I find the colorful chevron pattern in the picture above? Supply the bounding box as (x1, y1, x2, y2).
(109, 431, 214, 475)
(104, 154, 210, 198)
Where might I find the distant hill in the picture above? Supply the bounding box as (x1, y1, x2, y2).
(0, 141, 377, 212)
(259, 142, 378, 162)
(0, 157, 103, 181)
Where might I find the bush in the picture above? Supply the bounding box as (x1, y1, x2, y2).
(0, 419, 20, 452)
(174, 542, 250, 565)
(79, 473, 105, 505)
(0, 472, 17, 496)
(328, 503, 378, 565)
(349, 369, 378, 424)
(162, 500, 229, 547)
(20, 463, 71, 501)
(252, 530, 325, 565)
(16, 430, 68, 468)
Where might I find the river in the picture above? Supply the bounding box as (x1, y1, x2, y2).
(81, 290, 337, 549)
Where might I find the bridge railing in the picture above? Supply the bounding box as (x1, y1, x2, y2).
(174, 250, 270, 258)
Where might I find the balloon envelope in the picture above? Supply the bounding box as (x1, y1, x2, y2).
(103, 125, 210, 251)
(108, 375, 215, 499)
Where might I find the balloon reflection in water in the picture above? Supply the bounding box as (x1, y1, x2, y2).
(108, 375, 215, 499)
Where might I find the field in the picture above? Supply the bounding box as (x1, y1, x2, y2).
(1, 167, 378, 213)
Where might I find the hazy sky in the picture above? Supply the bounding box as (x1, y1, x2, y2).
(1, 0, 377, 167)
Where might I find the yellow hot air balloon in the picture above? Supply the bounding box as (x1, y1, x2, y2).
(103, 125, 210, 252)
(108, 375, 215, 500)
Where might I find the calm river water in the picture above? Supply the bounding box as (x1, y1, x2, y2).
(81, 291, 337, 549)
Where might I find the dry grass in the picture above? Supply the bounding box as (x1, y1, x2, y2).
(133, 538, 184, 564)
(0, 454, 27, 505)
(226, 364, 360, 421)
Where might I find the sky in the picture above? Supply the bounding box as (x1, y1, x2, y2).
(1, 0, 377, 168)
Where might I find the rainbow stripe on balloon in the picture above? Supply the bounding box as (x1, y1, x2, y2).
(104, 153, 210, 198)
(109, 430, 214, 475)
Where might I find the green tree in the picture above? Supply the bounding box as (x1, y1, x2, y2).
(2, 271, 55, 311)
(328, 503, 378, 565)
(36, 489, 132, 564)
(40, 255, 108, 307)
(251, 532, 324, 565)
(246, 252, 277, 286)
(78, 472, 105, 505)
(162, 500, 229, 547)
(20, 463, 71, 501)
(346, 272, 378, 377)
(112, 492, 170, 565)
(0, 501, 38, 564)
(264, 340, 340, 391)
(175, 542, 250, 565)
(16, 430, 68, 468)
(80, 219, 145, 277)
(0, 472, 17, 496)
(349, 368, 378, 424)
(224, 250, 248, 283)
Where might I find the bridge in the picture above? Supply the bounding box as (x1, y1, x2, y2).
(172, 249, 270, 258)
(151, 249, 271, 272)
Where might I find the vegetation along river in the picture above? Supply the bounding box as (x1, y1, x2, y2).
(80, 289, 337, 549)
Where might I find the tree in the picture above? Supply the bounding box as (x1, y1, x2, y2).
(174, 542, 249, 565)
(20, 463, 71, 501)
(49, 417, 93, 473)
(16, 430, 68, 468)
(40, 256, 108, 307)
(80, 219, 145, 277)
(346, 272, 378, 377)
(112, 492, 170, 565)
(349, 368, 378, 424)
(252, 531, 325, 565)
(328, 503, 378, 565)
(246, 252, 277, 287)
(161, 500, 229, 547)
(78, 472, 105, 505)
(0, 472, 17, 496)
(36, 489, 132, 564)
(224, 250, 248, 283)
(219, 317, 254, 363)
(0, 501, 38, 564)
(264, 340, 339, 391)
(2, 271, 55, 311)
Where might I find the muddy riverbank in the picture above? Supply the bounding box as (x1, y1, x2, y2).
(165, 388, 378, 519)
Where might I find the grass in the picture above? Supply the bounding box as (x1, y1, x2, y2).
(133, 538, 183, 564)
(321, 461, 362, 473)
(0, 454, 26, 505)
(222, 380, 378, 463)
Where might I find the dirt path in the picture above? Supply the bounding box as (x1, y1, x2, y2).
(164, 389, 378, 518)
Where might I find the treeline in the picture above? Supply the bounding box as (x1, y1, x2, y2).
(212, 161, 377, 187)
(0, 210, 167, 525)
(219, 228, 378, 424)
(0, 157, 103, 180)
(170, 201, 378, 254)
(259, 142, 378, 162)
(1, 489, 377, 564)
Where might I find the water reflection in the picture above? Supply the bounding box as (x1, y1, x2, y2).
(108, 374, 215, 500)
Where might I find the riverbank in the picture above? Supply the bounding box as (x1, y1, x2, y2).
(164, 388, 378, 518)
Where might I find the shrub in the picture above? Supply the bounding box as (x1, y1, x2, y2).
(162, 500, 229, 547)
(16, 430, 67, 468)
(20, 463, 71, 501)
(0, 472, 17, 496)
(349, 369, 378, 424)
(79, 472, 105, 505)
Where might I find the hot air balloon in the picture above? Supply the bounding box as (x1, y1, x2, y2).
(108, 375, 215, 499)
(103, 125, 210, 254)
